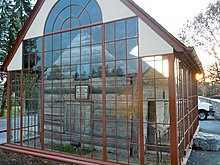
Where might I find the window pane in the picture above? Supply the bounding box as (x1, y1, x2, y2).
(71, 0, 89, 7)
(62, 18, 71, 30)
(81, 46, 91, 64)
(81, 28, 91, 46)
(116, 40, 126, 60)
(36, 52, 42, 69)
(53, 18, 63, 32)
(127, 38, 138, 59)
(71, 30, 80, 47)
(44, 52, 52, 68)
(61, 49, 71, 66)
(105, 42, 115, 62)
(71, 5, 83, 18)
(127, 59, 138, 74)
(35, 37, 42, 53)
(44, 36, 52, 51)
(62, 31, 71, 49)
(116, 20, 125, 40)
(127, 18, 137, 38)
(71, 18, 80, 28)
(79, 11, 91, 26)
(86, 0, 102, 23)
(92, 44, 102, 63)
(53, 33, 61, 50)
(71, 47, 80, 65)
(59, 7, 70, 22)
(92, 25, 102, 44)
(105, 23, 114, 42)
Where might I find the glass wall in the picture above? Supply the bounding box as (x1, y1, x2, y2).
(175, 59, 198, 164)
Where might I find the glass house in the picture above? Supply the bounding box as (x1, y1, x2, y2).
(1, 0, 203, 164)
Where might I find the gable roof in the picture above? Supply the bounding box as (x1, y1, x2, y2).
(1, 0, 203, 72)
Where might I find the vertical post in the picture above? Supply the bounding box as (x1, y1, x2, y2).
(20, 71, 23, 145)
(168, 55, 178, 164)
(7, 72, 11, 144)
(138, 57, 144, 165)
(41, 36, 45, 150)
(102, 24, 107, 160)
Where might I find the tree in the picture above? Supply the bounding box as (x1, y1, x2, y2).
(0, 0, 35, 117)
(178, 0, 220, 82)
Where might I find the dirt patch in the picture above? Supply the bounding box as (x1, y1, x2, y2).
(0, 149, 70, 165)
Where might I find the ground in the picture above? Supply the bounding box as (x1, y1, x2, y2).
(0, 149, 70, 165)
(187, 117, 220, 165)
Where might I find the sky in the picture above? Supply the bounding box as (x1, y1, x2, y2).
(133, 0, 218, 68)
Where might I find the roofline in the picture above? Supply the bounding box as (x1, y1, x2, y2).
(120, 0, 185, 52)
(2, 0, 202, 72)
(1, 0, 45, 71)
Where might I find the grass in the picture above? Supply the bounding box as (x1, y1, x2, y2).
(3, 106, 21, 119)
(52, 144, 95, 155)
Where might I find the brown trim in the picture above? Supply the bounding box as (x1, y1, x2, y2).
(138, 57, 144, 164)
(20, 71, 23, 145)
(102, 23, 107, 161)
(6, 72, 11, 143)
(1, 0, 45, 71)
(168, 54, 178, 164)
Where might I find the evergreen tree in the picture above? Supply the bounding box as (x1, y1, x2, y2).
(0, 0, 35, 117)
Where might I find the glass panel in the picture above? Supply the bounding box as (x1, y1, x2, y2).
(71, 5, 83, 18)
(105, 42, 115, 62)
(71, 30, 80, 47)
(79, 11, 90, 26)
(127, 59, 138, 74)
(71, 18, 80, 29)
(71, 47, 80, 65)
(86, 0, 102, 23)
(81, 27, 91, 46)
(35, 37, 42, 53)
(92, 44, 102, 63)
(59, 6, 70, 22)
(116, 61, 126, 76)
(127, 18, 137, 38)
(81, 46, 91, 64)
(116, 40, 126, 60)
(116, 20, 125, 40)
(36, 52, 42, 69)
(62, 18, 71, 30)
(44, 52, 52, 68)
(127, 38, 138, 59)
(61, 49, 71, 66)
(23, 55, 29, 69)
(105, 22, 114, 42)
(62, 31, 71, 49)
(92, 25, 102, 44)
(53, 17, 63, 32)
(53, 33, 61, 50)
(91, 63, 102, 78)
(44, 35, 52, 51)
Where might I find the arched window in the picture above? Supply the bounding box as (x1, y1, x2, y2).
(44, 0, 102, 34)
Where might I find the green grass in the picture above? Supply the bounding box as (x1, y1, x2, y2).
(3, 106, 21, 118)
(52, 144, 94, 155)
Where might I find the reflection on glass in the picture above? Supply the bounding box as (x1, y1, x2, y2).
(44, 52, 52, 68)
(71, 30, 80, 47)
(62, 18, 71, 30)
(86, 0, 102, 23)
(53, 33, 61, 50)
(92, 25, 102, 44)
(105, 42, 115, 61)
(71, 5, 83, 18)
(81, 28, 91, 46)
(44, 35, 52, 51)
(116, 20, 125, 40)
(92, 44, 102, 63)
(105, 22, 114, 42)
(127, 18, 137, 38)
(116, 40, 126, 60)
(62, 31, 71, 49)
(127, 38, 138, 58)
(59, 7, 70, 22)
(79, 11, 91, 26)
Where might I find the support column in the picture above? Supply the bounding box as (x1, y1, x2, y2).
(168, 55, 178, 165)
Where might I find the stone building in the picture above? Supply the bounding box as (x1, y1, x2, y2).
(1, 0, 203, 164)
